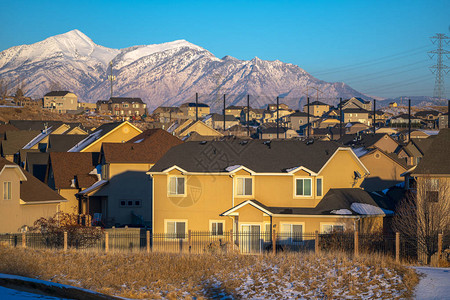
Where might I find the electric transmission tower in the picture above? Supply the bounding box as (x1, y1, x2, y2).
(428, 33, 450, 100)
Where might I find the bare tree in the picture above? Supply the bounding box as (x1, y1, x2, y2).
(0, 78, 9, 101)
(393, 176, 450, 264)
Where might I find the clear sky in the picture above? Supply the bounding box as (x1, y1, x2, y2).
(1, 0, 449, 99)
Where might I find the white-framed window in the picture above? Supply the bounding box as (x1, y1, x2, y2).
(3, 181, 11, 200)
(321, 224, 344, 234)
(123, 104, 129, 108)
(316, 178, 323, 197)
(210, 220, 225, 236)
(236, 177, 252, 196)
(280, 223, 303, 242)
(168, 176, 186, 196)
(295, 178, 312, 196)
(165, 220, 187, 239)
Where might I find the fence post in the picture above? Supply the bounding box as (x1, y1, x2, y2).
(272, 229, 277, 255)
(22, 233, 26, 248)
(105, 232, 109, 253)
(395, 232, 400, 263)
(146, 230, 150, 253)
(188, 230, 192, 253)
(63, 231, 68, 252)
(438, 233, 443, 267)
(354, 231, 359, 257)
(229, 229, 234, 251)
(315, 230, 319, 254)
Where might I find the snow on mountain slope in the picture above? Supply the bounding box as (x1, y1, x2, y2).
(0, 30, 370, 111)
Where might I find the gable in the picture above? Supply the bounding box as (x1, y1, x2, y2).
(178, 121, 223, 137)
(81, 122, 142, 152)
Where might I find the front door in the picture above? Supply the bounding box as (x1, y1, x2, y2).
(240, 224, 261, 254)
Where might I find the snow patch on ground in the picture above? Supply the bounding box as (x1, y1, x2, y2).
(413, 267, 450, 300)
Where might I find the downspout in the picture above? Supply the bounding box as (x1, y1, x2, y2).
(150, 174, 154, 234)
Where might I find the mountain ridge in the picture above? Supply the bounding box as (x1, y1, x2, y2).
(1, 29, 374, 111)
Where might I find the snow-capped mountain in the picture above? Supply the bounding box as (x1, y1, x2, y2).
(0, 29, 372, 111)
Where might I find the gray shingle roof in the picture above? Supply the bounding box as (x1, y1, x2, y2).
(47, 134, 88, 152)
(44, 91, 71, 97)
(149, 140, 342, 173)
(109, 97, 144, 104)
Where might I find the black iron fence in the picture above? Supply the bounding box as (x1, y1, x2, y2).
(0, 231, 448, 265)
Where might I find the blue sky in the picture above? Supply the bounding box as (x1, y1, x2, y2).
(1, 0, 449, 98)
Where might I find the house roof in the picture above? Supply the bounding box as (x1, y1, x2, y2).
(49, 152, 99, 189)
(288, 111, 315, 117)
(337, 133, 395, 149)
(8, 120, 83, 132)
(0, 157, 65, 203)
(1, 130, 41, 156)
(180, 102, 209, 108)
(415, 110, 441, 117)
(208, 113, 238, 122)
(413, 129, 450, 175)
(102, 129, 182, 163)
(149, 140, 345, 173)
(221, 188, 390, 216)
(345, 97, 370, 104)
(109, 97, 144, 104)
(44, 91, 72, 97)
(304, 100, 329, 106)
(47, 134, 88, 152)
(343, 108, 370, 114)
(0, 124, 19, 137)
(26, 152, 50, 182)
(261, 127, 289, 134)
(67, 122, 128, 152)
(226, 105, 247, 110)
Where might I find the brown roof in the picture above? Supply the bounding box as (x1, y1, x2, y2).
(0, 157, 65, 203)
(102, 129, 182, 163)
(413, 129, 450, 175)
(49, 152, 99, 189)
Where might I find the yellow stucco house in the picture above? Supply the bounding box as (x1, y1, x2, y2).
(148, 140, 392, 247)
(0, 157, 66, 233)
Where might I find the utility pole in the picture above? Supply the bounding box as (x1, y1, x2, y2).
(311, 86, 323, 102)
(429, 33, 450, 101)
(408, 99, 411, 142)
(373, 99, 376, 134)
(108, 61, 116, 98)
(223, 94, 226, 131)
(276, 96, 280, 139)
(307, 97, 310, 138)
(247, 94, 250, 136)
(195, 93, 199, 121)
(339, 98, 343, 138)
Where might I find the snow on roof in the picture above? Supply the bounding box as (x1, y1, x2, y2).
(350, 203, 393, 215)
(78, 179, 108, 195)
(68, 129, 103, 152)
(225, 165, 242, 172)
(331, 209, 352, 215)
(352, 147, 370, 158)
(22, 126, 53, 149)
(285, 166, 299, 173)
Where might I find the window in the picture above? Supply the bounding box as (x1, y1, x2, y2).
(120, 199, 142, 207)
(296, 178, 312, 196)
(3, 182, 11, 200)
(281, 224, 303, 242)
(427, 178, 439, 202)
(237, 178, 252, 196)
(322, 224, 344, 234)
(123, 104, 129, 108)
(168, 177, 185, 195)
(211, 221, 224, 236)
(166, 221, 186, 239)
(316, 178, 323, 197)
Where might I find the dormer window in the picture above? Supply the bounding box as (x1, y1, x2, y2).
(296, 178, 312, 197)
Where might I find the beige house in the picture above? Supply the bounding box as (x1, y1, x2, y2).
(0, 157, 66, 233)
(43, 91, 78, 113)
(303, 101, 330, 117)
(180, 103, 210, 118)
(343, 108, 371, 126)
(225, 106, 246, 118)
(169, 120, 223, 139)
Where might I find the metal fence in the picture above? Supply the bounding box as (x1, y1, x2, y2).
(0, 231, 448, 265)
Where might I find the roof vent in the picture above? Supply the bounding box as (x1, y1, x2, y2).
(240, 140, 248, 145)
(306, 139, 314, 145)
(200, 141, 207, 145)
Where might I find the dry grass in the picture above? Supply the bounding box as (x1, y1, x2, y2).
(0, 246, 419, 299)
